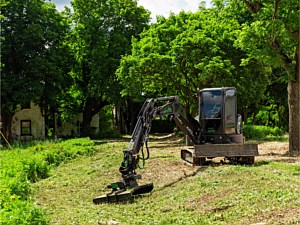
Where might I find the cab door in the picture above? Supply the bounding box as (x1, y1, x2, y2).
(224, 88, 237, 134)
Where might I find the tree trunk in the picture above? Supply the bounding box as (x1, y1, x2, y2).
(287, 43, 300, 156)
(81, 110, 92, 137)
(81, 97, 109, 137)
(81, 98, 95, 137)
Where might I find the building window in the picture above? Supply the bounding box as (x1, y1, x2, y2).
(21, 120, 31, 135)
(21, 102, 31, 109)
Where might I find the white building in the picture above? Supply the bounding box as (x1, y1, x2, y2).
(11, 102, 99, 140)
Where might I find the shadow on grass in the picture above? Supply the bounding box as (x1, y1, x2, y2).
(157, 166, 208, 191)
(151, 155, 177, 159)
(246, 135, 288, 143)
(147, 144, 183, 149)
(254, 158, 298, 166)
(148, 133, 182, 140)
(92, 137, 131, 145)
(93, 140, 109, 145)
(254, 160, 270, 166)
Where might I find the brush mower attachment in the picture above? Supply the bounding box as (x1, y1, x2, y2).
(93, 182, 153, 204)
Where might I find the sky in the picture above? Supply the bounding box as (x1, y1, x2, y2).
(48, 0, 212, 21)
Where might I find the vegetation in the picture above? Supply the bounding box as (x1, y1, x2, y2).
(1, 0, 70, 142)
(1, 0, 298, 223)
(64, 0, 150, 136)
(117, 9, 269, 114)
(0, 138, 95, 224)
(1, 0, 298, 154)
(0, 133, 295, 224)
(233, 0, 299, 155)
(32, 137, 299, 224)
(0, 0, 300, 149)
(243, 125, 286, 141)
(116, 1, 299, 153)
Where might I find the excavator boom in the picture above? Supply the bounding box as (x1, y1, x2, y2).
(93, 96, 200, 204)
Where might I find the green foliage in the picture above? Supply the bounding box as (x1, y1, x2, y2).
(98, 106, 114, 131)
(229, 0, 299, 155)
(243, 125, 285, 140)
(0, 138, 95, 224)
(0, 198, 48, 225)
(1, 0, 69, 111)
(117, 8, 270, 114)
(63, 0, 150, 136)
(233, 0, 298, 78)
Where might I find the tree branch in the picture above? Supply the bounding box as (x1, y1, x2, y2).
(272, 0, 281, 19)
(242, 0, 261, 13)
(271, 40, 293, 65)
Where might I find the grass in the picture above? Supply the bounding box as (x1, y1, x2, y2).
(0, 138, 96, 224)
(32, 136, 300, 225)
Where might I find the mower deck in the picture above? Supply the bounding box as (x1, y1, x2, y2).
(93, 183, 153, 204)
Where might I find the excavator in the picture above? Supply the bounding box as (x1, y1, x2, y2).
(93, 87, 258, 204)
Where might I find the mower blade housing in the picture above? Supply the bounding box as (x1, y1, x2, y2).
(93, 190, 133, 204)
(93, 183, 154, 204)
(131, 183, 153, 196)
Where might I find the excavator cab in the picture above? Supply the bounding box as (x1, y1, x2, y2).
(199, 87, 243, 144)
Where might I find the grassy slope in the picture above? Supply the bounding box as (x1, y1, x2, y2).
(33, 137, 300, 225)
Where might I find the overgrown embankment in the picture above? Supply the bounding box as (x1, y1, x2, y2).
(0, 138, 95, 224)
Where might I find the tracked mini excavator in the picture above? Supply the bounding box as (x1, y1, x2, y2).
(93, 87, 258, 204)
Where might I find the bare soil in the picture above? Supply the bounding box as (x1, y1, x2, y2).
(256, 141, 300, 164)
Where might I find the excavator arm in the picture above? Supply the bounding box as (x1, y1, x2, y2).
(93, 96, 201, 203)
(93, 87, 259, 204)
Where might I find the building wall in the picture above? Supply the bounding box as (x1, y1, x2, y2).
(11, 103, 100, 139)
(11, 102, 45, 139)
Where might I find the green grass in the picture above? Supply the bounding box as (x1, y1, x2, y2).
(0, 138, 96, 225)
(32, 137, 300, 225)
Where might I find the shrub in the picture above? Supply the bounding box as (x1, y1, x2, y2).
(243, 125, 285, 140)
(22, 156, 50, 183)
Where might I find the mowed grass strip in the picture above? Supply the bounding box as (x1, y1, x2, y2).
(33, 138, 300, 225)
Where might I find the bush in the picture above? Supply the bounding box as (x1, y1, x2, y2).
(243, 125, 285, 140)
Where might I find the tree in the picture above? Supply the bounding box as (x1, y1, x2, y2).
(66, 0, 150, 137)
(232, 0, 299, 155)
(117, 9, 270, 116)
(1, 0, 69, 142)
